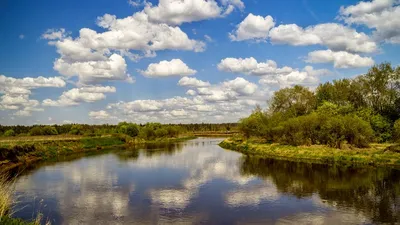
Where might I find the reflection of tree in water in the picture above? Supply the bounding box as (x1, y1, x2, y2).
(116, 142, 184, 161)
(240, 156, 400, 224)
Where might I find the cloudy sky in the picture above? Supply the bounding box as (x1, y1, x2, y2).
(1, 0, 399, 125)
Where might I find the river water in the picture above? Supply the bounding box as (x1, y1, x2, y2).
(10, 138, 400, 224)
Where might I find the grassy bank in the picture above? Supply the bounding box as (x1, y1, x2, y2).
(0, 135, 196, 171)
(219, 138, 400, 167)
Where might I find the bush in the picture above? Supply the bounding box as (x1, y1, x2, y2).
(238, 110, 267, 139)
(342, 115, 374, 148)
(29, 126, 58, 136)
(155, 128, 168, 138)
(320, 117, 346, 148)
(393, 119, 400, 143)
(118, 123, 139, 137)
(69, 125, 82, 135)
(370, 114, 392, 143)
(4, 130, 15, 137)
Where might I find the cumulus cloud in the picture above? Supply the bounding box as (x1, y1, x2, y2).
(178, 77, 210, 87)
(259, 66, 330, 88)
(269, 23, 378, 53)
(339, 0, 400, 44)
(141, 59, 197, 77)
(43, 10, 206, 84)
(218, 57, 293, 76)
(43, 86, 116, 107)
(41, 28, 68, 40)
(89, 110, 112, 120)
(105, 77, 264, 123)
(54, 53, 133, 84)
(229, 13, 275, 41)
(143, 0, 245, 25)
(306, 50, 375, 68)
(0, 74, 65, 114)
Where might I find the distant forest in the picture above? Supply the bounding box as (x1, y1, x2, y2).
(238, 63, 400, 148)
(0, 123, 238, 139)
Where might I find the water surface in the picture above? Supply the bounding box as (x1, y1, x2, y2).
(11, 138, 400, 224)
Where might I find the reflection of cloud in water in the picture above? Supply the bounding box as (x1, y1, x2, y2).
(275, 210, 370, 225)
(225, 182, 280, 207)
(150, 189, 196, 209)
(140, 139, 256, 209)
(14, 155, 133, 224)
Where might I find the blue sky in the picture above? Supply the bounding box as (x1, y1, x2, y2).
(0, 0, 399, 125)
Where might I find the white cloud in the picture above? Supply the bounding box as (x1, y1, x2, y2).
(42, 28, 68, 40)
(43, 86, 116, 107)
(89, 110, 112, 120)
(0, 75, 65, 90)
(54, 53, 133, 84)
(19, 34, 25, 40)
(339, 0, 400, 43)
(229, 13, 275, 41)
(141, 59, 197, 77)
(218, 57, 293, 76)
(222, 77, 257, 95)
(204, 35, 213, 42)
(178, 77, 210, 87)
(306, 50, 375, 68)
(269, 23, 378, 53)
(44, 10, 206, 84)
(259, 66, 329, 88)
(0, 74, 66, 114)
(105, 77, 264, 123)
(186, 89, 197, 96)
(340, 0, 394, 16)
(143, 0, 244, 26)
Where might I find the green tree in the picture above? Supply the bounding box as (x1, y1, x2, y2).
(29, 126, 44, 136)
(269, 85, 316, 118)
(69, 124, 83, 135)
(4, 129, 15, 137)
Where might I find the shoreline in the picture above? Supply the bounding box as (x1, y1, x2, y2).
(219, 138, 400, 167)
(0, 135, 196, 172)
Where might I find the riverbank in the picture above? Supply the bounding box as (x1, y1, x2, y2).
(0, 135, 196, 172)
(219, 138, 400, 167)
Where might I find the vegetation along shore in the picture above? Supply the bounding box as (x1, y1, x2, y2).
(0, 122, 238, 171)
(220, 63, 400, 167)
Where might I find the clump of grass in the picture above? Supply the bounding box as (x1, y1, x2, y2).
(0, 174, 13, 218)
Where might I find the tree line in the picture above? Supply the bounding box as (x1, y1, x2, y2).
(0, 123, 237, 139)
(239, 63, 400, 148)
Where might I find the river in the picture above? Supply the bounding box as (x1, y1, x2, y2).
(10, 138, 400, 224)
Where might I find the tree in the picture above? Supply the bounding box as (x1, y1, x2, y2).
(362, 63, 400, 120)
(269, 85, 316, 118)
(4, 129, 15, 137)
(69, 124, 82, 135)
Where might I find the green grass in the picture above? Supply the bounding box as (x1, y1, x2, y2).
(219, 138, 400, 167)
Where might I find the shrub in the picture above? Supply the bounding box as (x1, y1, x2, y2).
(3, 130, 15, 137)
(370, 114, 392, 143)
(69, 125, 82, 135)
(29, 126, 44, 136)
(42, 126, 58, 135)
(155, 128, 168, 138)
(342, 115, 374, 148)
(238, 110, 267, 139)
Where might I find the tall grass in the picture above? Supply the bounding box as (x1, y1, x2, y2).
(0, 174, 50, 225)
(0, 174, 13, 219)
